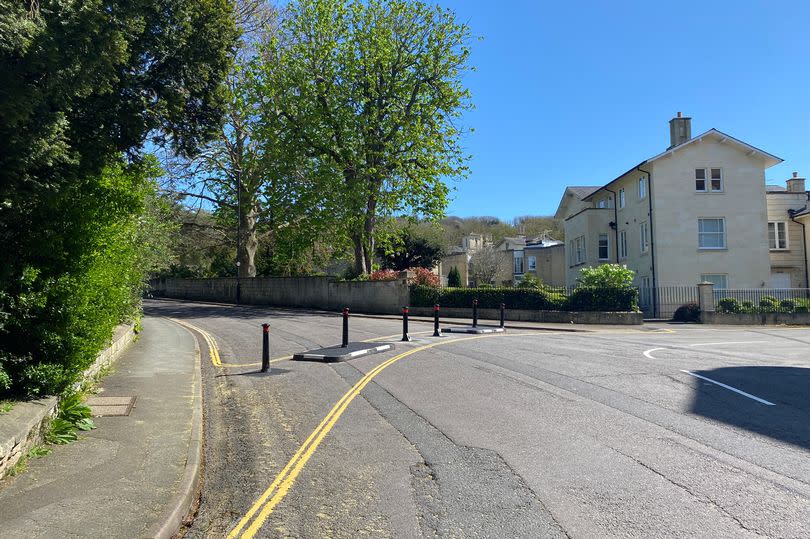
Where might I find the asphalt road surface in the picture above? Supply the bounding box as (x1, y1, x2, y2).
(145, 299, 810, 538)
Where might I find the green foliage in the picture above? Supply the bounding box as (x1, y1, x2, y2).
(447, 267, 462, 288)
(566, 287, 639, 312)
(673, 303, 701, 322)
(7, 444, 52, 476)
(252, 0, 473, 274)
(779, 299, 796, 312)
(716, 297, 741, 314)
(0, 400, 12, 414)
(0, 160, 169, 398)
(516, 274, 544, 290)
(377, 224, 447, 271)
(577, 264, 635, 288)
(45, 392, 95, 445)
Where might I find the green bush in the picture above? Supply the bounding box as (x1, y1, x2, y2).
(759, 296, 779, 313)
(779, 299, 796, 312)
(673, 303, 701, 322)
(578, 264, 635, 288)
(741, 300, 755, 313)
(411, 285, 637, 312)
(447, 266, 462, 288)
(516, 274, 544, 290)
(717, 297, 741, 313)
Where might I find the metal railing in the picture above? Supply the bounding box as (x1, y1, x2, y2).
(712, 288, 810, 314)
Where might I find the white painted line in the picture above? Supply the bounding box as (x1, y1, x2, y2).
(643, 347, 666, 359)
(688, 341, 767, 347)
(681, 370, 776, 406)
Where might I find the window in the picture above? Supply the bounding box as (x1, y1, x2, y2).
(570, 235, 586, 265)
(618, 230, 627, 259)
(695, 168, 723, 192)
(527, 256, 537, 271)
(698, 218, 726, 249)
(598, 233, 609, 260)
(514, 251, 524, 275)
(597, 198, 607, 208)
(569, 240, 574, 265)
(768, 221, 788, 250)
(618, 188, 625, 209)
(639, 222, 649, 253)
(638, 177, 647, 199)
(700, 273, 728, 289)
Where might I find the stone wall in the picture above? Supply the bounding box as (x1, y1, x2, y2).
(0, 323, 136, 479)
(702, 311, 810, 325)
(150, 276, 411, 315)
(408, 307, 642, 325)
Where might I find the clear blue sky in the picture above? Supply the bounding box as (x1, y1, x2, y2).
(441, 0, 810, 220)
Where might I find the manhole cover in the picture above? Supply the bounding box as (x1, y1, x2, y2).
(86, 396, 137, 417)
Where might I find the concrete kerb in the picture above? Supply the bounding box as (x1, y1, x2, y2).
(148, 321, 204, 539)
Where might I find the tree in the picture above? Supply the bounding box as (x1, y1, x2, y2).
(447, 266, 462, 287)
(377, 224, 446, 271)
(0, 2, 237, 397)
(253, 0, 473, 275)
(468, 245, 506, 286)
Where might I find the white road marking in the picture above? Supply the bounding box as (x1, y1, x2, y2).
(643, 347, 666, 359)
(681, 370, 776, 406)
(687, 341, 767, 347)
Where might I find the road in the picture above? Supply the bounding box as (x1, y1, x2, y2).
(144, 299, 810, 538)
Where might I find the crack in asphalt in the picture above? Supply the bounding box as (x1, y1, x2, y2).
(608, 446, 771, 538)
(333, 360, 571, 538)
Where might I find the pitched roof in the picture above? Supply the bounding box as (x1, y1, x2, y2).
(567, 186, 601, 200)
(766, 185, 786, 192)
(581, 128, 783, 201)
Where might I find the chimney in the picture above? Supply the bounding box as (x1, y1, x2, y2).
(668, 111, 692, 149)
(787, 171, 806, 193)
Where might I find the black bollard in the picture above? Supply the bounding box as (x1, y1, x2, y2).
(472, 299, 479, 328)
(500, 303, 506, 328)
(433, 304, 441, 337)
(402, 306, 411, 342)
(342, 307, 349, 348)
(261, 323, 270, 372)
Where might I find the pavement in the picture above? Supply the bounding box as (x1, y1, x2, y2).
(0, 317, 201, 539)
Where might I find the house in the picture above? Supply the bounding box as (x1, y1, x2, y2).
(766, 172, 810, 288)
(555, 112, 809, 315)
(523, 237, 565, 287)
(437, 233, 493, 287)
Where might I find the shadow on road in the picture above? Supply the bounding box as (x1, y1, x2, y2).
(143, 298, 343, 321)
(689, 366, 810, 450)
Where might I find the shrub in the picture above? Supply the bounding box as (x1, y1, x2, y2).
(516, 274, 543, 290)
(369, 269, 399, 281)
(716, 297, 741, 313)
(409, 267, 440, 288)
(779, 299, 796, 312)
(567, 287, 638, 312)
(447, 266, 461, 288)
(673, 303, 701, 322)
(578, 264, 635, 288)
(759, 296, 779, 312)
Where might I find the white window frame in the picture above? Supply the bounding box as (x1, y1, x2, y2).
(618, 230, 627, 259)
(598, 233, 610, 260)
(638, 177, 647, 200)
(527, 255, 537, 271)
(618, 188, 625, 209)
(698, 218, 726, 249)
(695, 167, 724, 193)
(768, 221, 789, 250)
(639, 222, 649, 253)
(571, 235, 586, 265)
(514, 251, 524, 275)
(700, 273, 728, 289)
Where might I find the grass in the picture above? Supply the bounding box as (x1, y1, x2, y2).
(0, 400, 13, 414)
(7, 445, 52, 477)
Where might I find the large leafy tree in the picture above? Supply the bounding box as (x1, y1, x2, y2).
(377, 223, 446, 270)
(253, 0, 473, 274)
(0, 1, 237, 397)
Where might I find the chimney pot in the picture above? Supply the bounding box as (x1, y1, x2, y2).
(793, 171, 798, 178)
(677, 111, 682, 118)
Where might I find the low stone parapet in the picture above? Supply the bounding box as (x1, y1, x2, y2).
(408, 307, 642, 325)
(702, 312, 810, 325)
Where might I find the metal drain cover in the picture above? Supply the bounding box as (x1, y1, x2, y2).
(86, 396, 137, 417)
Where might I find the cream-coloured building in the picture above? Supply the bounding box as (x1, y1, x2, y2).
(555, 113, 808, 315)
(766, 172, 810, 288)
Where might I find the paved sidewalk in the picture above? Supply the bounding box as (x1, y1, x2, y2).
(0, 317, 201, 539)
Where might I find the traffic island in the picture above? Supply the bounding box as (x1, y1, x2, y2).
(441, 300, 506, 335)
(293, 342, 394, 362)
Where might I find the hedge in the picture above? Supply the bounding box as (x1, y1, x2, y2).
(410, 286, 638, 312)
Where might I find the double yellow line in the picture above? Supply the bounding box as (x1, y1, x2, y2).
(227, 333, 498, 539)
(170, 318, 222, 367)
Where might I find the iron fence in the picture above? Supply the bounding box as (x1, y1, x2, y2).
(636, 286, 699, 319)
(712, 288, 810, 314)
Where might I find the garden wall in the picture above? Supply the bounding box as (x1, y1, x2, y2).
(149, 277, 410, 315)
(702, 312, 810, 325)
(408, 307, 642, 325)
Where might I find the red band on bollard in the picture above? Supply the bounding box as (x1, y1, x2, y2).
(262, 323, 270, 333)
(434, 305, 439, 311)
(403, 307, 409, 314)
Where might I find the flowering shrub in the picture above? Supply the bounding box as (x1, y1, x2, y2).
(408, 267, 440, 288)
(369, 269, 399, 281)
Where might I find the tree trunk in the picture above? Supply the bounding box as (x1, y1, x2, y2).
(238, 205, 258, 278)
